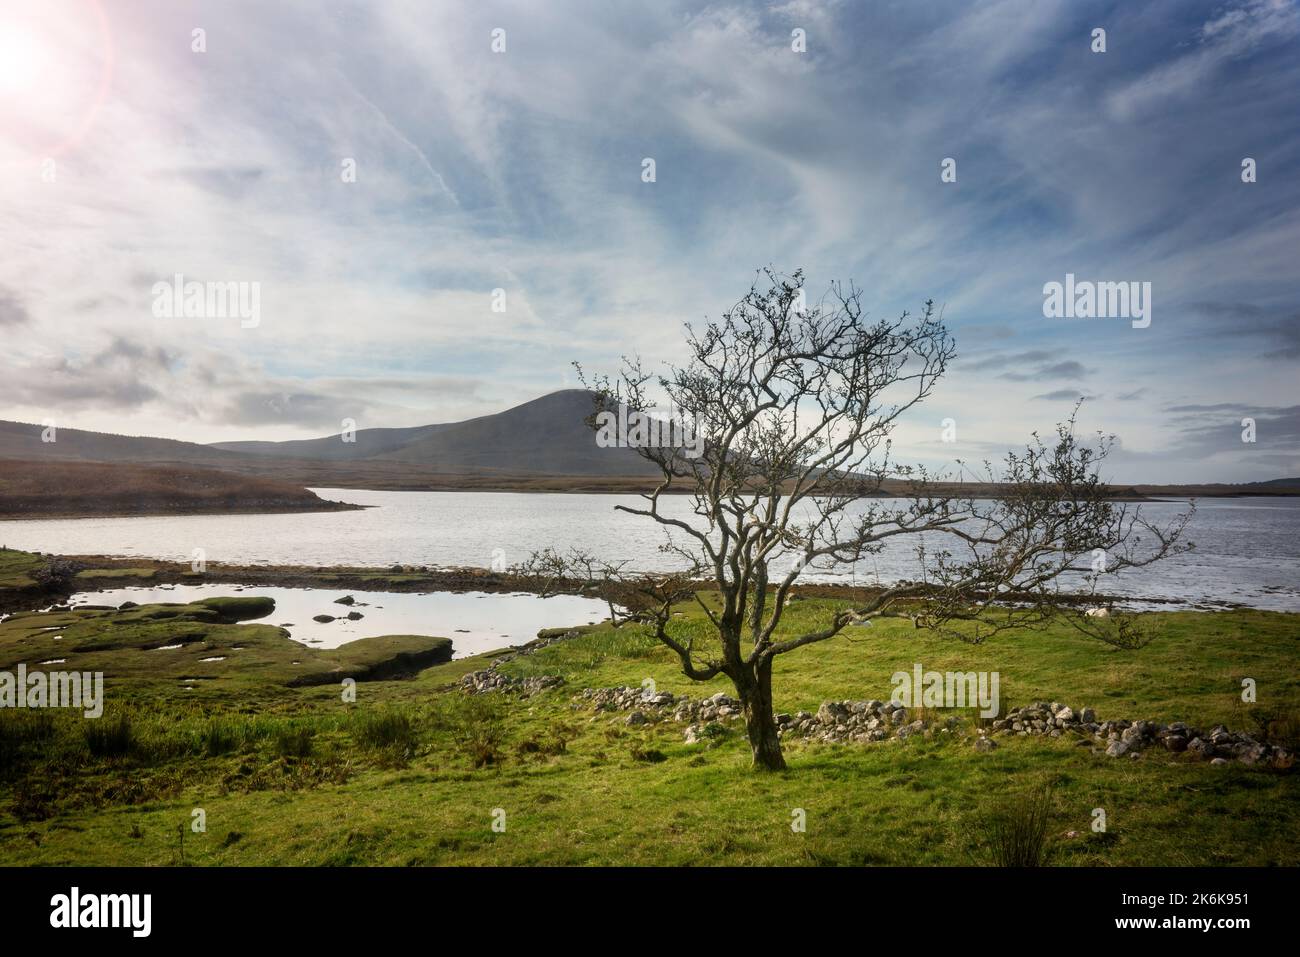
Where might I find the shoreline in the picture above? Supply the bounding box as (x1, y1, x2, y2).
(7, 470, 1298, 515)
(7, 551, 1259, 615)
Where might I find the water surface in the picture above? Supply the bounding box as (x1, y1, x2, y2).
(3, 490, 1296, 611)
(66, 583, 610, 657)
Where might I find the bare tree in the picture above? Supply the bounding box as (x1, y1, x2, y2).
(523, 269, 1191, 771)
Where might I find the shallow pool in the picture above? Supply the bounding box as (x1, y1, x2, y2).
(66, 583, 610, 658)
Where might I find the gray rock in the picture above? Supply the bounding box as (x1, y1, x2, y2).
(897, 720, 925, 740)
(1238, 745, 1267, 765)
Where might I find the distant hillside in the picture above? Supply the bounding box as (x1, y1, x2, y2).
(0, 419, 239, 467)
(0, 459, 357, 519)
(1133, 478, 1300, 497)
(211, 423, 452, 461)
(1245, 477, 1300, 490)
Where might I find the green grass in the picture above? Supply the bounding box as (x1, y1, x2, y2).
(0, 558, 1296, 866)
(0, 548, 44, 589)
(74, 567, 158, 582)
(3, 703, 1294, 866)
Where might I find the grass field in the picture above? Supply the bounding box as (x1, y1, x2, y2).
(0, 549, 1296, 867)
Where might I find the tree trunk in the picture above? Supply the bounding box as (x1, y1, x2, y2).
(736, 658, 786, 770)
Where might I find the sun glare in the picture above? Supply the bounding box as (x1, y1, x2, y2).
(0, 25, 50, 96)
(0, 2, 114, 155)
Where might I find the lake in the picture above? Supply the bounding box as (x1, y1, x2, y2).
(1, 489, 1298, 611)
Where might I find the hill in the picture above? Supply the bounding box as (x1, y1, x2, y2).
(212, 390, 656, 476)
(0, 459, 358, 519)
(0, 391, 1296, 496)
(0, 419, 238, 467)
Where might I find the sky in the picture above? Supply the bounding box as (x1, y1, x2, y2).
(0, 0, 1297, 483)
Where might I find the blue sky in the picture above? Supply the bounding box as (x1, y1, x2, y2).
(1, 0, 1297, 482)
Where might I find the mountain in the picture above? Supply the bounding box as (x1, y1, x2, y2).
(211, 390, 657, 476)
(0, 391, 658, 488)
(1, 392, 1297, 495)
